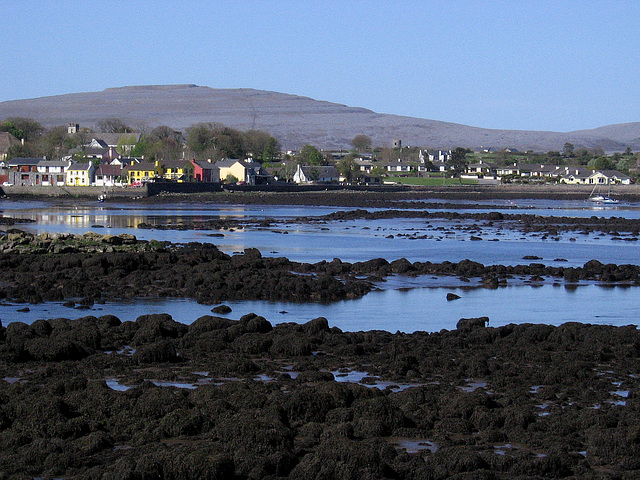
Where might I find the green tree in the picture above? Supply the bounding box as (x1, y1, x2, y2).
(186, 123, 217, 159)
(243, 130, 272, 160)
(563, 142, 575, 157)
(186, 123, 246, 161)
(449, 147, 470, 180)
(337, 154, 358, 183)
(297, 144, 323, 165)
(351, 134, 372, 152)
(262, 137, 280, 164)
(225, 173, 238, 184)
(0, 121, 23, 140)
(1, 117, 44, 141)
(370, 165, 386, 178)
(587, 156, 615, 170)
(116, 134, 138, 157)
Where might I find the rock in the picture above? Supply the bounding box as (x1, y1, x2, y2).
(211, 304, 232, 314)
(446, 293, 461, 301)
(456, 316, 489, 331)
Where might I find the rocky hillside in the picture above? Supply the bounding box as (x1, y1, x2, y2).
(1, 84, 639, 151)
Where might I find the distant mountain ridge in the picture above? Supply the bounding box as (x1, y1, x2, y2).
(1, 84, 639, 152)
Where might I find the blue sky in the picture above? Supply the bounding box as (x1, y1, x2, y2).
(1, 0, 639, 132)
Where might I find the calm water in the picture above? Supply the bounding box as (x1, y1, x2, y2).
(2, 284, 637, 333)
(0, 197, 639, 332)
(1, 198, 640, 265)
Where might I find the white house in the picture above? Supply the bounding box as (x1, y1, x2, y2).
(385, 160, 413, 173)
(36, 160, 71, 186)
(293, 164, 339, 184)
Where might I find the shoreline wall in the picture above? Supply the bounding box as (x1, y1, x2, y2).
(1, 182, 639, 200)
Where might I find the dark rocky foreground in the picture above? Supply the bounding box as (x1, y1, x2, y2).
(0, 313, 639, 479)
(0, 230, 639, 478)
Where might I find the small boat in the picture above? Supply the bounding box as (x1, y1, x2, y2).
(98, 193, 107, 202)
(588, 183, 618, 204)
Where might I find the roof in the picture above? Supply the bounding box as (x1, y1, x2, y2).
(91, 133, 141, 147)
(123, 162, 159, 172)
(162, 160, 193, 169)
(597, 170, 631, 180)
(67, 162, 94, 171)
(38, 160, 71, 167)
(194, 161, 220, 170)
(215, 159, 241, 168)
(7, 157, 42, 166)
(0, 132, 20, 152)
(216, 159, 262, 169)
(300, 165, 338, 176)
(96, 164, 124, 176)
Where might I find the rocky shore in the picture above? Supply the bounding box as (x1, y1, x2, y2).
(0, 224, 638, 479)
(0, 312, 639, 479)
(0, 232, 638, 307)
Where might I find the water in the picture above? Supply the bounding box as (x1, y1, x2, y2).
(1, 197, 639, 332)
(2, 198, 640, 266)
(2, 283, 637, 333)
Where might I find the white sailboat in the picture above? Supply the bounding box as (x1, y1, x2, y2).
(588, 182, 619, 204)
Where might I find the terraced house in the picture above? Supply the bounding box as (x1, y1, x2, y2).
(65, 162, 95, 186)
(123, 161, 163, 185)
(162, 160, 195, 182)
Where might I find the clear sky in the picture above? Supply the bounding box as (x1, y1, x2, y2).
(1, 0, 639, 132)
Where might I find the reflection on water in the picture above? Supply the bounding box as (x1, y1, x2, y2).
(2, 284, 638, 333)
(1, 198, 639, 333)
(1, 198, 639, 265)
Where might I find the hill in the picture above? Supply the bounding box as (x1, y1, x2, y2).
(1, 84, 639, 152)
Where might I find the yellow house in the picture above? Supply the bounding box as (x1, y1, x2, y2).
(123, 161, 163, 184)
(162, 160, 195, 182)
(215, 159, 263, 184)
(65, 162, 96, 186)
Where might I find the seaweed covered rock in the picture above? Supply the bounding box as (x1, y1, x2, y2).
(456, 316, 489, 331)
(132, 314, 187, 345)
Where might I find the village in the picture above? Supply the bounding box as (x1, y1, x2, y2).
(0, 123, 635, 190)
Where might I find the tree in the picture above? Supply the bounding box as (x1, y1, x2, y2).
(262, 137, 280, 164)
(337, 154, 358, 183)
(276, 162, 297, 182)
(1, 117, 44, 141)
(186, 123, 246, 161)
(186, 123, 216, 159)
(449, 147, 470, 179)
(96, 118, 133, 133)
(0, 121, 23, 140)
(41, 125, 76, 161)
(225, 173, 238, 184)
(213, 126, 245, 159)
(116, 134, 139, 158)
(563, 142, 575, 157)
(351, 134, 372, 152)
(149, 125, 183, 143)
(297, 144, 323, 165)
(243, 130, 272, 160)
(587, 156, 615, 171)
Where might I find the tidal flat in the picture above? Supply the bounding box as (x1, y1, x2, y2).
(0, 190, 639, 478)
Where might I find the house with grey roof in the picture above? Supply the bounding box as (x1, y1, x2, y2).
(7, 157, 45, 186)
(293, 164, 339, 184)
(216, 159, 268, 185)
